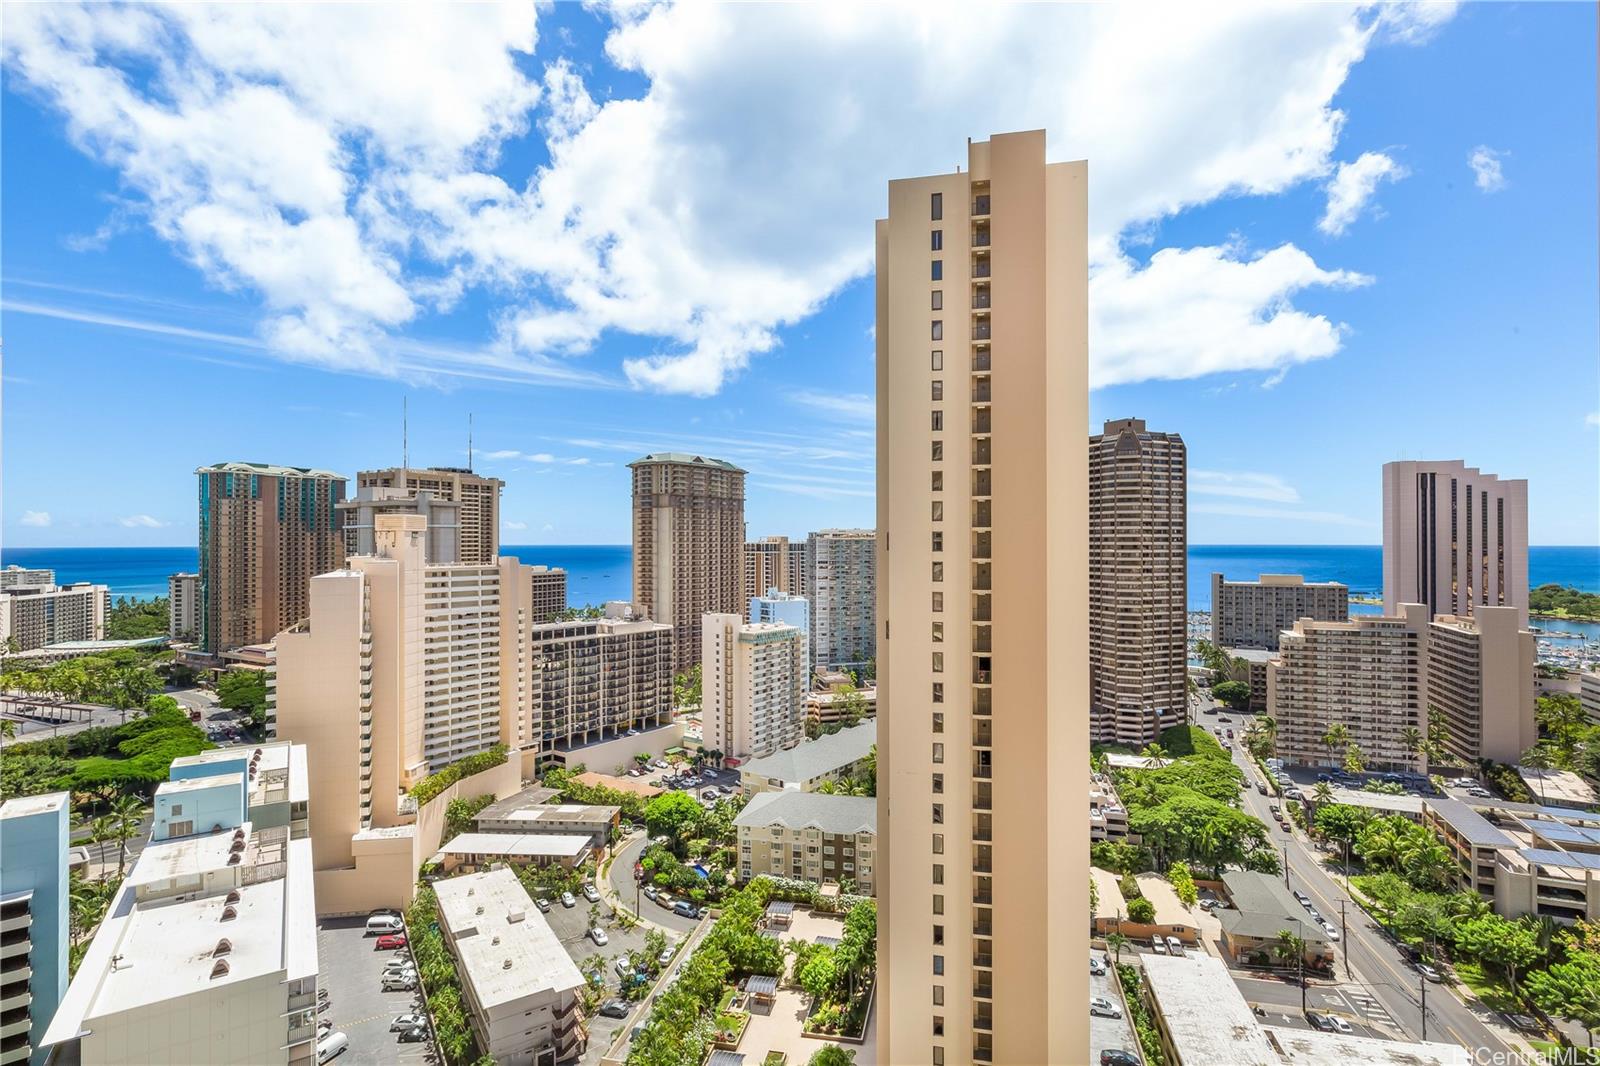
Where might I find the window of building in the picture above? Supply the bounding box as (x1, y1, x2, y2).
(931, 410, 943, 431)
(933, 924, 945, 945)
(933, 1016, 945, 1036)
(931, 192, 943, 220)
(932, 803, 943, 824)
(931, 652, 944, 673)
(933, 894, 944, 915)
(931, 381, 943, 401)
(932, 742, 944, 763)
(931, 470, 943, 491)
(932, 834, 944, 855)
(933, 1048, 945, 1066)
(931, 290, 943, 311)
(931, 230, 943, 251)
(933, 986, 944, 1005)
(932, 683, 943, 703)
(931, 530, 943, 551)
(932, 259, 943, 281)
(932, 713, 943, 733)
(932, 561, 944, 581)
(932, 621, 944, 641)
(931, 320, 943, 341)
(933, 955, 945, 976)
(932, 771, 944, 792)
(931, 350, 943, 372)
(932, 591, 943, 611)
(932, 864, 944, 884)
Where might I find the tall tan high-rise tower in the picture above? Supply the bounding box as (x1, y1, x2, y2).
(629, 452, 747, 673)
(877, 130, 1089, 1066)
(353, 466, 504, 566)
(1089, 419, 1188, 746)
(197, 461, 346, 654)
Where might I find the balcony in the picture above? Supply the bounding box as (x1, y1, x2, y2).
(973, 784, 993, 811)
(972, 408, 991, 434)
(973, 950, 993, 969)
(972, 321, 992, 341)
(973, 594, 991, 622)
(972, 257, 991, 279)
(972, 472, 991, 499)
(972, 377, 991, 403)
(972, 753, 993, 779)
(975, 1047, 994, 1062)
(974, 975, 993, 999)
(973, 687, 992, 714)
(974, 845, 993, 873)
(972, 439, 990, 465)
(973, 655, 992, 684)
(973, 227, 991, 248)
(972, 288, 991, 310)
(972, 349, 991, 372)
(973, 195, 991, 216)
(973, 625, 991, 653)
(973, 722, 992, 748)
(974, 1007, 994, 1031)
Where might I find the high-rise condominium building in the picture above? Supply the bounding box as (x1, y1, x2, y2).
(702, 613, 806, 762)
(197, 462, 346, 654)
(1, 792, 69, 1066)
(1269, 607, 1429, 771)
(1424, 606, 1535, 766)
(630, 452, 747, 674)
(808, 528, 876, 674)
(876, 130, 1089, 1066)
(1209, 573, 1348, 651)
(339, 484, 462, 564)
(353, 466, 503, 566)
(1582, 669, 1600, 726)
(0, 581, 109, 652)
(168, 571, 199, 641)
(744, 535, 811, 602)
(1383, 460, 1529, 628)
(750, 587, 810, 636)
(273, 515, 534, 910)
(43, 745, 318, 1066)
(1089, 419, 1187, 746)
(0, 566, 54, 590)
(529, 565, 567, 622)
(528, 604, 673, 765)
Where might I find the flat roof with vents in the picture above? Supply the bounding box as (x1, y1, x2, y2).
(434, 868, 586, 1012)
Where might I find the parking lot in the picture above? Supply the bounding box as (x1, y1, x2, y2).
(316, 917, 433, 1066)
(1090, 955, 1139, 1064)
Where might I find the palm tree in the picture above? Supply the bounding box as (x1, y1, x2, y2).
(1312, 782, 1334, 808)
(1105, 931, 1127, 966)
(1139, 743, 1169, 769)
(1320, 723, 1349, 768)
(1274, 929, 1305, 971)
(1401, 726, 1424, 769)
(1343, 742, 1365, 776)
(108, 795, 144, 877)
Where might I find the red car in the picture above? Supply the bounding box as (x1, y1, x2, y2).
(374, 933, 408, 951)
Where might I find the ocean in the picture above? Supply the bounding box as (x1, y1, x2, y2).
(4, 542, 1596, 612)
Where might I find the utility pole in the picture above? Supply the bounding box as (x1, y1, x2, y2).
(1339, 898, 1350, 978)
(1283, 844, 1290, 889)
(1419, 972, 1427, 1041)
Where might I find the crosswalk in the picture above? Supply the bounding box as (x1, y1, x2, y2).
(1344, 988, 1398, 1030)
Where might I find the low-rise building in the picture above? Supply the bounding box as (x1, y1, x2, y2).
(1089, 773, 1129, 842)
(738, 720, 876, 795)
(1210, 573, 1349, 651)
(734, 791, 876, 895)
(435, 833, 592, 874)
(1, 793, 70, 1066)
(168, 572, 200, 641)
(1581, 668, 1600, 725)
(474, 787, 620, 854)
(1216, 871, 1333, 970)
(1421, 797, 1600, 923)
(1516, 766, 1598, 810)
(433, 869, 586, 1066)
(1222, 647, 1273, 712)
(0, 582, 109, 652)
(803, 685, 877, 734)
(42, 748, 319, 1066)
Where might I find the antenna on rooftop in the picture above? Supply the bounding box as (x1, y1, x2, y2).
(469, 412, 474, 472)
(403, 395, 409, 472)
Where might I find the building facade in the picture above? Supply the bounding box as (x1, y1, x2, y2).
(702, 614, 806, 762)
(808, 528, 876, 674)
(0, 793, 70, 1066)
(197, 462, 347, 654)
(629, 453, 747, 674)
(1268, 607, 1428, 771)
(1209, 573, 1349, 651)
(738, 720, 877, 795)
(528, 566, 567, 623)
(353, 466, 503, 566)
(1425, 606, 1535, 766)
(1089, 418, 1187, 746)
(167, 572, 199, 641)
(1582, 669, 1600, 725)
(527, 605, 673, 763)
(735, 792, 877, 895)
(42, 749, 319, 1066)
(1382, 460, 1530, 628)
(749, 587, 810, 636)
(338, 484, 462, 564)
(0, 582, 109, 653)
(744, 535, 811, 603)
(0, 567, 54, 590)
(876, 130, 1090, 1066)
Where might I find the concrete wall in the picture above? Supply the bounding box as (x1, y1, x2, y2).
(531, 720, 683, 776)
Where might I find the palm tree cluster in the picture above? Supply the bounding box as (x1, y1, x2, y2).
(1353, 815, 1455, 891)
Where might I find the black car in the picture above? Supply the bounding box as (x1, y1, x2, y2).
(398, 1025, 430, 1043)
(1100, 1051, 1140, 1066)
(598, 1000, 631, 1019)
(1307, 1012, 1337, 1032)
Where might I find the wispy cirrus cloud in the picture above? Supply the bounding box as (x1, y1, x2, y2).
(1190, 470, 1301, 504)
(19, 510, 52, 527)
(1189, 501, 1373, 527)
(118, 514, 169, 528)
(787, 390, 874, 423)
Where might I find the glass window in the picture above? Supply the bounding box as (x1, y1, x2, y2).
(932, 712, 943, 733)
(931, 651, 944, 672)
(931, 230, 943, 251)
(931, 441, 943, 461)
(931, 410, 943, 431)
(932, 834, 944, 855)
(932, 683, 944, 703)
(933, 955, 945, 976)
(933, 894, 944, 915)
(931, 192, 943, 220)
(932, 501, 943, 522)
(931, 350, 943, 370)
(931, 259, 943, 281)
(932, 591, 943, 611)
(933, 986, 944, 1005)
(932, 863, 944, 884)
(931, 320, 943, 341)
(932, 561, 943, 581)
(932, 771, 944, 792)
(932, 621, 944, 641)
(932, 742, 944, 763)
(931, 531, 943, 551)
(931, 381, 943, 401)
(931, 290, 943, 311)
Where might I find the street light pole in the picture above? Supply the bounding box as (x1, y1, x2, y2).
(1283, 843, 1290, 889)
(1339, 898, 1349, 978)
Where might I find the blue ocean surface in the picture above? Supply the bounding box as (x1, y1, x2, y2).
(5, 542, 1595, 611)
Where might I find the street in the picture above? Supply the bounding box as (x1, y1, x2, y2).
(1193, 704, 1518, 1057)
(606, 834, 702, 935)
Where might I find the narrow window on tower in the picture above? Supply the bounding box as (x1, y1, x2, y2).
(932, 834, 944, 855)
(931, 652, 944, 672)
(931, 381, 943, 401)
(931, 290, 943, 311)
(931, 441, 943, 461)
(933, 986, 944, 1005)
(932, 683, 944, 704)
(932, 562, 944, 582)
(931, 411, 943, 431)
(931, 230, 943, 251)
(932, 621, 944, 641)
(931, 350, 943, 370)
(931, 320, 943, 341)
(932, 591, 943, 611)
(931, 260, 943, 282)
(932, 712, 944, 733)
(933, 894, 944, 915)
(932, 743, 944, 763)
(932, 864, 944, 884)
(931, 192, 943, 220)
(931, 502, 943, 523)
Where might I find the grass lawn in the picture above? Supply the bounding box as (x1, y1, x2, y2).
(1453, 959, 1522, 1014)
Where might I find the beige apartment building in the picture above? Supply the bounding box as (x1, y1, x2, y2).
(744, 535, 811, 602)
(702, 613, 807, 762)
(630, 452, 747, 674)
(876, 130, 1089, 1066)
(1425, 606, 1535, 765)
(1581, 669, 1600, 725)
(528, 565, 567, 622)
(197, 462, 347, 654)
(354, 466, 503, 566)
(1210, 573, 1348, 651)
(0, 565, 54, 590)
(0, 581, 109, 652)
(527, 604, 674, 766)
(1383, 459, 1529, 628)
(808, 528, 876, 673)
(1269, 607, 1429, 771)
(168, 571, 199, 641)
(735, 792, 877, 895)
(273, 514, 535, 910)
(1089, 419, 1188, 746)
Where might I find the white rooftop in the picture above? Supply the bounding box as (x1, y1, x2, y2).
(438, 832, 591, 858)
(434, 869, 586, 1011)
(1264, 1026, 1469, 1065)
(1516, 765, 1599, 808)
(0, 792, 69, 819)
(1141, 954, 1278, 1066)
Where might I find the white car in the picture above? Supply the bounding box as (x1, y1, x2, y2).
(1089, 996, 1123, 1019)
(589, 926, 609, 946)
(560, 892, 576, 908)
(1331, 1016, 1353, 1034)
(1164, 936, 1184, 957)
(583, 883, 601, 903)
(1150, 937, 1167, 955)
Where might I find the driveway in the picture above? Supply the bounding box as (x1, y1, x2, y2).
(316, 916, 432, 1066)
(1090, 957, 1138, 1063)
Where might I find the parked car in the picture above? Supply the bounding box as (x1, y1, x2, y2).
(316, 1031, 349, 1063)
(374, 933, 407, 951)
(1257, 782, 1269, 795)
(1292, 890, 1309, 904)
(535, 897, 551, 913)
(1198, 898, 1218, 912)
(390, 1014, 425, 1032)
(1165, 936, 1184, 957)
(1089, 996, 1123, 1019)
(589, 926, 609, 946)
(1271, 805, 1283, 818)
(1089, 956, 1107, 975)
(659, 945, 675, 966)
(1417, 962, 1443, 983)
(365, 915, 403, 936)
(1308, 1012, 1336, 1032)
(1150, 937, 1167, 955)
(561, 891, 576, 908)
(1100, 1052, 1140, 1066)
(583, 883, 601, 903)
(615, 957, 634, 977)
(598, 1000, 631, 1019)
(381, 973, 417, 992)
(398, 1025, 430, 1043)
(672, 900, 700, 919)
(1330, 1016, 1353, 1034)
(644, 886, 660, 902)
(382, 957, 415, 972)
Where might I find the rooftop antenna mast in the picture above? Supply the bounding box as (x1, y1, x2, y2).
(468, 412, 474, 472)
(402, 396, 409, 471)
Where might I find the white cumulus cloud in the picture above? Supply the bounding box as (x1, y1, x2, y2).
(3, 2, 1453, 395)
(118, 514, 168, 528)
(1319, 151, 1408, 236)
(19, 510, 52, 527)
(1469, 145, 1508, 192)
(503, 520, 528, 531)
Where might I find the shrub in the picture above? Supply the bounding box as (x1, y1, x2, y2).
(1128, 898, 1156, 924)
(409, 745, 508, 806)
(1119, 874, 1142, 901)
(1167, 862, 1198, 907)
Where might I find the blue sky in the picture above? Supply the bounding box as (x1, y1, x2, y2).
(3, 2, 1595, 548)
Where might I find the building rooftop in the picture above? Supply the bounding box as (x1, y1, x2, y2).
(434, 869, 586, 1010)
(1424, 798, 1518, 848)
(1226, 647, 1277, 664)
(734, 791, 877, 836)
(437, 833, 593, 859)
(627, 452, 746, 473)
(1141, 954, 1279, 1066)
(1, 792, 69, 819)
(481, 805, 620, 828)
(1516, 766, 1599, 809)
(739, 720, 876, 784)
(1326, 788, 1425, 815)
(1219, 871, 1331, 945)
(196, 460, 346, 479)
(1264, 1026, 1469, 1065)
(173, 740, 309, 808)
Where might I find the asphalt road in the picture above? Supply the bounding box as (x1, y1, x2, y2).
(607, 835, 701, 935)
(1196, 707, 1518, 1056)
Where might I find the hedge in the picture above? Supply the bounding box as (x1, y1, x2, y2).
(408, 745, 509, 806)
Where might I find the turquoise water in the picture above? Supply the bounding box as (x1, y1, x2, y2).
(6, 543, 1595, 614)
